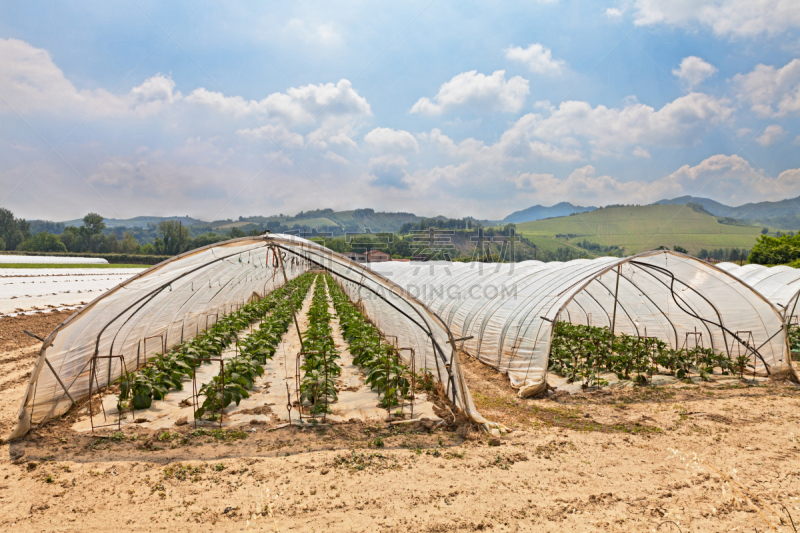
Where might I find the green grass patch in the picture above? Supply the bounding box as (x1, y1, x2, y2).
(187, 428, 249, 442)
(515, 204, 764, 256)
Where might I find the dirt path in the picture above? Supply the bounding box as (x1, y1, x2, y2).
(253, 275, 317, 423)
(322, 275, 439, 422)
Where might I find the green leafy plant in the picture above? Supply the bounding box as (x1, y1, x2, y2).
(117, 272, 315, 416)
(327, 275, 415, 410)
(194, 273, 315, 420)
(297, 275, 341, 416)
(118, 370, 165, 410)
(732, 353, 753, 377)
(549, 321, 753, 387)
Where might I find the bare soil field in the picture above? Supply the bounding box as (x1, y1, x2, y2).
(1, 310, 800, 532)
(0, 310, 73, 435)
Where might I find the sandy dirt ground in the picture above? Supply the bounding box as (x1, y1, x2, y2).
(2, 306, 800, 531)
(0, 310, 74, 436)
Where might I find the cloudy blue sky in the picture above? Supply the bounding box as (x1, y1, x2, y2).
(2, 0, 800, 222)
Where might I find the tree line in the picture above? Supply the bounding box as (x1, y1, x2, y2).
(3, 207, 795, 267)
(1, 209, 259, 256)
(749, 233, 800, 265)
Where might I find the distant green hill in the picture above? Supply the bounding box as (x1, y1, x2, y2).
(514, 205, 766, 256)
(656, 195, 800, 230)
(503, 202, 596, 223)
(233, 208, 424, 233)
(58, 210, 424, 234)
(59, 215, 207, 228)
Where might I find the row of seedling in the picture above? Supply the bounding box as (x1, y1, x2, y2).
(326, 275, 413, 411)
(549, 321, 755, 389)
(297, 274, 341, 417)
(116, 272, 314, 414)
(193, 273, 316, 421)
(789, 325, 800, 360)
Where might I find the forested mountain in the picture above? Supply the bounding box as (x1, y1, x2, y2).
(503, 202, 596, 223)
(655, 196, 800, 229)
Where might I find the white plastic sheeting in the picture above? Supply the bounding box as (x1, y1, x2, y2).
(8, 235, 482, 440)
(371, 251, 792, 395)
(716, 262, 800, 319)
(0, 255, 108, 264)
(0, 268, 145, 315)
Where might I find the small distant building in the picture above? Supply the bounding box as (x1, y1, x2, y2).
(342, 250, 392, 263)
(343, 251, 366, 263)
(366, 250, 390, 263)
(411, 255, 430, 262)
(391, 258, 411, 262)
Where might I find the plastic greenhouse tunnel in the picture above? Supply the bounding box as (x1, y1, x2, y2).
(8, 241, 796, 441)
(370, 250, 795, 397)
(716, 262, 800, 321)
(7, 234, 489, 441)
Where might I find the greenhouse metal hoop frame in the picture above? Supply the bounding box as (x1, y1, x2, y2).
(10, 234, 478, 440)
(543, 251, 785, 384)
(271, 242, 460, 405)
(371, 250, 793, 394)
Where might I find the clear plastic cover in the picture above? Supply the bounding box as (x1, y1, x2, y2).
(8, 235, 483, 440)
(371, 251, 792, 391)
(716, 262, 800, 318)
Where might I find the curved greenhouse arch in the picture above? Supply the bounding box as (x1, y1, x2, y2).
(371, 250, 793, 396)
(7, 235, 488, 441)
(716, 262, 800, 321)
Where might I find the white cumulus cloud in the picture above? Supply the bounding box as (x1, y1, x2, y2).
(525, 92, 734, 156)
(410, 70, 529, 115)
(416, 92, 732, 166)
(187, 79, 371, 150)
(672, 56, 718, 89)
(504, 43, 566, 75)
(507, 154, 800, 206)
(732, 59, 800, 117)
(632, 0, 800, 38)
(756, 124, 785, 146)
(366, 154, 410, 188)
(417, 128, 487, 158)
(365, 128, 419, 152)
(508, 165, 667, 204)
(236, 124, 304, 148)
(658, 154, 800, 203)
(186, 79, 370, 124)
(323, 151, 349, 164)
(0, 38, 180, 117)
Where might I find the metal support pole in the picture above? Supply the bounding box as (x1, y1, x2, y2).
(786, 293, 800, 329)
(276, 246, 305, 352)
(44, 358, 76, 406)
(609, 265, 621, 351)
(22, 327, 77, 408)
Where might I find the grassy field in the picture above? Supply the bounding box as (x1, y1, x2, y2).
(0, 263, 147, 269)
(287, 217, 340, 229)
(514, 204, 766, 256)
